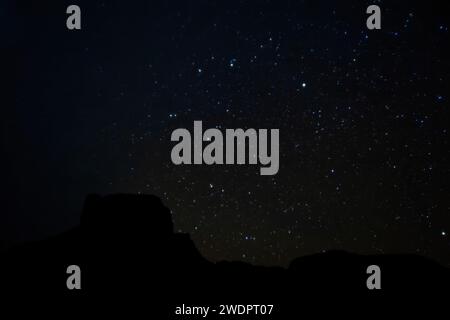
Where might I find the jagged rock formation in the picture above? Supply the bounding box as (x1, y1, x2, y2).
(1, 194, 449, 316)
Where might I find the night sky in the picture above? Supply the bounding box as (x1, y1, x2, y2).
(2, 0, 450, 267)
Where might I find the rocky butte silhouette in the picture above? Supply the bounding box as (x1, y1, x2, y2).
(1, 194, 449, 317)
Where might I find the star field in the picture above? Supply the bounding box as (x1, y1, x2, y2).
(2, 0, 450, 266)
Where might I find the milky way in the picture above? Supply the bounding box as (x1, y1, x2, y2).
(2, 0, 450, 266)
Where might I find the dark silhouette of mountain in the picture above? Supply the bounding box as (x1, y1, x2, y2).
(1, 194, 449, 316)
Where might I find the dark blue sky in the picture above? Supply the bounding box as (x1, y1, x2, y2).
(2, 0, 450, 266)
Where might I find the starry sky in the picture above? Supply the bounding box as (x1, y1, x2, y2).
(2, 0, 450, 266)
